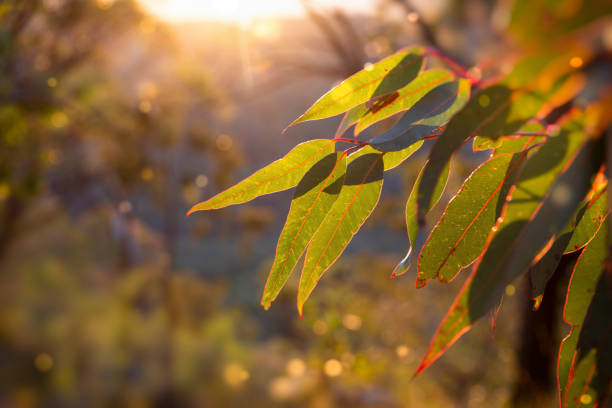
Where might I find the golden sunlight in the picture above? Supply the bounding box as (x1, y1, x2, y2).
(139, 0, 372, 24)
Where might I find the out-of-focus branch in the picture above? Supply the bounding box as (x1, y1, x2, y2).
(393, 0, 440, 49)
(302, 1, 365, 77)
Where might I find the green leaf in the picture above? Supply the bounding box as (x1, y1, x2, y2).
(353, 69, 455, 135)
(416, 114, 592, 374)
(297, 153, 384, 315)
(186, 139, 335, 214)
(472, 122, 546, 154)
(347, 141, 423, 171)
(392, 159, 449, 277)
(416, 52, 573, 226)
(559, 218, 610, 407)
(335, 105, 367, 138)
(530, 185, 607, 309)
(261, 152, 347, 309)
(417, 152, 525, 287)
(565, 185, 607, 254)
(416, 84, 555, 225)
(370, 79, 471, 152)
(289, 49, 424, 127)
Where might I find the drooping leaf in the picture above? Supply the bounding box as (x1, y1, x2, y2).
(187, 139, 335, 214)
(565, 186, 608, 254)
(559, 218, 610, 407)
(370, 79, 471, 152)
(529, 186, 606, 310)
(347, 140, 423, 171)
(297, 153, 384, 315)
(416, 114, 593, 374)
(416, 52, 577, 225)
(288, 49, 424, 127)
(261, 153, 347, 309)
(417, 152, 526, 287)
(392, 159, 450, 277)
(353, 69, 454, 135)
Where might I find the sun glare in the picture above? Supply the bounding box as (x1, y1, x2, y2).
(140, 0, 372, 25)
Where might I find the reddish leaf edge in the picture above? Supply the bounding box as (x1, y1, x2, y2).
(297, 153, 385, 317)
(416, 138, 535, 288)
(261, 151, 348, 310)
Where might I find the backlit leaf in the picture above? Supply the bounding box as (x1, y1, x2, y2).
(347, 141, 423, 171)
(529, 186, 606, 310)
(370, 79, 471, 152)
(261, 153, 347, 309)
(187, 139, 335, 214)
(354, 69, 454, 135)
(416, 114, 591, 374)
(392, 160, 450, 277)
(297, 153, 384, 315)
(559, 218, 610, 407)
(416, 52, 576, 225)
(335, 105, 367, 138)
(289, 49, 424, 127)
(417, 152, 525, 287)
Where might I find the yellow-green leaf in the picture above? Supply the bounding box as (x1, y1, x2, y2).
(297, 153, 384, 315)
(288, 49, 424, 127)
(354, 69, 454, 135)
(187, 139, 335, 214)
(261, 153, 346, 309)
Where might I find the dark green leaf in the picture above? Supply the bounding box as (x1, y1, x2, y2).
(417, 152, 525, 287)
(392, 160, 450, 277)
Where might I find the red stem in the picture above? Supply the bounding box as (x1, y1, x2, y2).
(334, 137, 368, 145)
(425, 46, 479, 84)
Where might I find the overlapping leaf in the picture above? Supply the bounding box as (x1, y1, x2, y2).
(348, 141, 423, 171)
(289, 49, 424, 127)
(472, 122, 546, 153)
(297, 153, 384, 315)
(558, 218, 610, 407)
(417, 152, 525, 287)
(261, 153, 347, 309)
(370, 79, 470, 152)
(416, 114, 595, 374)
(529, 185, 607, 309)
(392, 160, 450, 277)
(187, 139, 335, 214)
(353, 69, 454, 135)
(416, 52, 580, 226)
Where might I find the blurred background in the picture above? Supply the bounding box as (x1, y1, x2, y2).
(0, 0, 610, 407)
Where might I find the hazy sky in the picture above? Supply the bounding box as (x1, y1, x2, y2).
(139, 0, 375, 23)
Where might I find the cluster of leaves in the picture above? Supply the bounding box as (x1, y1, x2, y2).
(188, 37, 612, 408)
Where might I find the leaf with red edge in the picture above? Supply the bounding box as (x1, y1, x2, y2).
(416, 113, 593, 374)
(288, 49, 424, 127)
(261, 152, 346, 309)
(392, 159, 450, 277)
(530, 185, 607, 310)
(297, 153, 384, 315)
(354, 69, 455, 135)
(416, 52, 577, 226)
(187, 139, 335, 214)
(417, 152, 526, 287)
(370, 79, 470, 153)
(559, 217, 611, 408)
